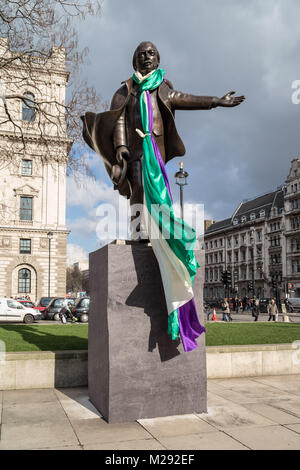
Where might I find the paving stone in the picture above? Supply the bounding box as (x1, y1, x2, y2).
(225, 424, 300, 450)
(210, 381, 297, 405)
(84, 439, 166, 450)
(59, 397, 102, 421)
(3, 388, 57, 405)
(244, 403, 300, 425)
(72, 418, 152, 445)
(138, 414, 216, 438)
(159, 431, 248, 450)
(283, 423, 300, 435)
(270, 399, 300, 419)
(207, 392, 231, 407)
(0, 421, 79, 450)
(252, 375, 300, 397)
(2, 401, 69, 425)
(197, 403, 274, 430)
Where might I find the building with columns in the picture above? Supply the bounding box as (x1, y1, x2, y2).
(0, 39, 71, 302)
(204, 159, 300, 302)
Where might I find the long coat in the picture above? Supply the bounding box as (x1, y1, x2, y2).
(81, 77, 216, 198)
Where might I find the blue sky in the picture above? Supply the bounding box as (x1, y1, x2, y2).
(66, 0, 300, 264)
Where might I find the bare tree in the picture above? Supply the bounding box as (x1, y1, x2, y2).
(0, 0, 104, 176)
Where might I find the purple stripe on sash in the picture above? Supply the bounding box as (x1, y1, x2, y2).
(178, 299, 206, 352)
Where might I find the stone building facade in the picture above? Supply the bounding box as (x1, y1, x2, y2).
(204, 159, 300, 302)
(0, 40, 71, 301)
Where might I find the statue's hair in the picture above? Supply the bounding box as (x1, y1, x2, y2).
(132, 41, 160, 71)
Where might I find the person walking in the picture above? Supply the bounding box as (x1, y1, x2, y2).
(253, 299, 260, 322)
(267, 298, 278, 322)
(221, 298, 231, 322)
(205, 303, 211, 321)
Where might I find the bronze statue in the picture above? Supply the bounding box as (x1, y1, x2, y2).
(81, 42, 245, 236)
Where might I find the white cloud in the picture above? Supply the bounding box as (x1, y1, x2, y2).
(67, 243, 88, 266)
(67, 175, 119, 209)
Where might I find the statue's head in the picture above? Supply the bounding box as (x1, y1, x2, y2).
(132, 41, 160, 75)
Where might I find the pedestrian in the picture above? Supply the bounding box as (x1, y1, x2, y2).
(59, 301, 77, 324)
(267, 298, 278, 322)
(205, 304, 211, 321)
(252, 299, 260, 322)
(221, 298, 231, 322)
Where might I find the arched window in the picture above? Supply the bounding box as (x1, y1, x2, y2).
(18, 268, 31, 293)
(22, 92, 35, 122)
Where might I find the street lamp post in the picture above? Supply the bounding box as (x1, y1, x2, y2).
(47, 232, 53, 297)
(249, 226, 256, 297)
(174, 162, 188, 220)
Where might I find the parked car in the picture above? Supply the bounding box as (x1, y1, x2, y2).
(17, 300, 41, 311)
(287, 298, 300, 313)
(37, 297, 54, 312)
(0, 298, 41, 323)
(72, 297, 90, 323)
(42, 297, 76, 321)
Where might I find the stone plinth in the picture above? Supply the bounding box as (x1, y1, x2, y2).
(88, 241, 206, 423)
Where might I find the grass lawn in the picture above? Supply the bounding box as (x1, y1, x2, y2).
(0, 322, 300, 352)
(0, 324, 88, 352)
(205, 322, 300, 346)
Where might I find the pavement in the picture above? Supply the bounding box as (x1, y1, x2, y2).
(1, 375, 300, 450)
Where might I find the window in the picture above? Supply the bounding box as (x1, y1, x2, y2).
(20, 239, 31, 254)
(292, 260, 300, 273)
(22, 160, 32, 176)
(260, 210, 265, 218)
(241, 216, 247, 223)
(233, 219, 238, 225)
(250, 213, 256, 220)
(20, 197, 32, 220)
(257, 230, 262, 241)
(18, 268, 31, 293)
(7, 299, 24, 309)
(22, 92, 35, 122)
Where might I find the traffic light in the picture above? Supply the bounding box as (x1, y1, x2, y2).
(272, 278, 277, 290)
(221, 271, 227, 285)
(248, 280, 254, 292)
(227, 270, 232, 287)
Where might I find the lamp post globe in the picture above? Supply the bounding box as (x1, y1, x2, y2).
(174, 162, 189, 220)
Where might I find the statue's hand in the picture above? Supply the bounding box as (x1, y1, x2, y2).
(218, 91, 245, 107)
(116, 145, 130, 163)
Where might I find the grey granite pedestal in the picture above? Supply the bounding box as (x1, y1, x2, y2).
(88, 241, 207, 423)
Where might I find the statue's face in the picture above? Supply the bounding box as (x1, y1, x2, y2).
(136, 43, 159, 75)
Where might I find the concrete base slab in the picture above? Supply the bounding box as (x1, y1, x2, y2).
(1, 377, 300, 450)
(88, 243, 206, 423)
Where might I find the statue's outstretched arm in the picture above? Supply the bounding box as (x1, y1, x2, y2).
(169, 89, 245, 110)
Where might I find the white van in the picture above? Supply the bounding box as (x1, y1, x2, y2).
(0, 298, 41, 323)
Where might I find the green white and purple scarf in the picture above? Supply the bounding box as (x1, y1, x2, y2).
(133, 68, 206, 352)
